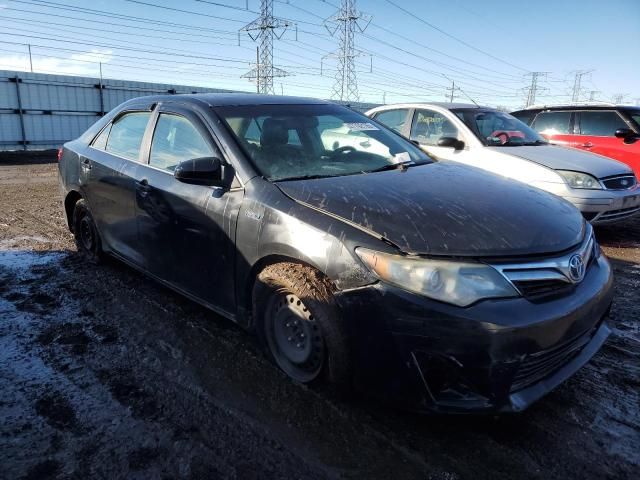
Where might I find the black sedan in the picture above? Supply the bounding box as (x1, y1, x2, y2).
(58, 94, 613, 413)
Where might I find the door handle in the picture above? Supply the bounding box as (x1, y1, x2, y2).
(581, 142, 594, 148)
(80, 158, 92, 170)
(137, 179, 149, 187)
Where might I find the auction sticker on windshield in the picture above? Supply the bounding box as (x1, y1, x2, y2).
(345, 122, 379, 131)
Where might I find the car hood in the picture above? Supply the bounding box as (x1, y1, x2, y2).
(276, 162, 585, 257)
(487, 144, 632, 178)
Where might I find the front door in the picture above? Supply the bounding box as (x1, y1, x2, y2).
(135, 106, 242, 313)
(574, 110, 636, 166)
(409, 109, 469, 162)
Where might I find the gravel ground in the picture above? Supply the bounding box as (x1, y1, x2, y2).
(1, 159, 638, 480)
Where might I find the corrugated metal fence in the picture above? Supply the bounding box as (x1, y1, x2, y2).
(0, 70, 378, 151)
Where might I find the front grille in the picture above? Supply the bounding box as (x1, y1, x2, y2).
(512, 279, 574, 300)
(598, 206, 640, 222)
(491, 226, 597, 302)
(601, 175, 637, 190)
(511, 326, 596, 392)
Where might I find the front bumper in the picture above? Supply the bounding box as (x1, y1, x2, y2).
(337, 253, 614, 413)
(563, 187, 640, 224)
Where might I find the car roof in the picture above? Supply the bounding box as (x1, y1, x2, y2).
(369, 102, 486, 112)
(513, 103, 636, 113)
(122, 93, 330, 108)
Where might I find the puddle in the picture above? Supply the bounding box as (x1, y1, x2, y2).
(0, 250, 65, 271)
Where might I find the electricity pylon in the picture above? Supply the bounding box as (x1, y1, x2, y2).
(240, 0, 291, 94)
(322, 0, 371, 102)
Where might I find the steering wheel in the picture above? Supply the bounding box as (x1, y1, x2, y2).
(330, 145, 357, 159)
(490, 130, 511, 145)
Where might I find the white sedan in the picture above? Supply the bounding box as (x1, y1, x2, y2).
(366, 103, 640, 224)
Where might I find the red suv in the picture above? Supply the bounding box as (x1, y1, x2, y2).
(512, 105, 640, 176)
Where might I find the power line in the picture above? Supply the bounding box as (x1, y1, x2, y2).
(2, 7, 239, 39)
(0, 15, 246, 48)
(382, 0, 529, 73)
(121, 0, 249, 23)
(193, 0, 257, 13)
(11, 0, 242, 33)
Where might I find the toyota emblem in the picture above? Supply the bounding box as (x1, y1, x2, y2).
(568, 254, 585, 282)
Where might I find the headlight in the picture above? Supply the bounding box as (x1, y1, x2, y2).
(355, 248, 518, 307)
(557, 170, 602, 189)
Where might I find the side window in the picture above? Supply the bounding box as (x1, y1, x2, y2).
(578, 111, 628, 137)
(91, 124, 111, 150)
(149, 114, 215, 171)
(511, 110, 537, 126)
(288, 129, 302, 146)
(373, 109, 409, 133)
(410, 110, 458, 146)
(531, 111, 571, 135)
(105, 112, 151, 161)
(244, 118, 262, 143)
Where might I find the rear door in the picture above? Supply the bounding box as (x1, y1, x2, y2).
(135, 104, 242, 313)
(83, 109, 153, 265)
(530, 110, 576, 147)
(574, 110, 633, 161)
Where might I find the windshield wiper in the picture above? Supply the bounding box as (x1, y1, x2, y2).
(364, 161, 415, 174)
(274, 174, 335, 182)
(522, 140, 548, 146)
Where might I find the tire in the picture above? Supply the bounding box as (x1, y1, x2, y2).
(72, 199, 103, 264)
(253, 262, 351, 388)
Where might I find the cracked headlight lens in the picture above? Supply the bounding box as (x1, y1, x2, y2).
(356, 248, 518, 307)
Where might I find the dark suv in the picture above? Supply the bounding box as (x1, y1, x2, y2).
(58, 94, 613, 413)
(512, 105, 640, 176)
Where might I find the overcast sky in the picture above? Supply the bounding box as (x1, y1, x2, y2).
(0, 0, 637, 108)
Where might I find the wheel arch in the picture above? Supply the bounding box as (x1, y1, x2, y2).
(240, 252, 333, 330)
(64, 190, 83, 231)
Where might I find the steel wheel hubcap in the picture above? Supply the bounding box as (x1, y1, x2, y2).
(267, 292, 323, 381)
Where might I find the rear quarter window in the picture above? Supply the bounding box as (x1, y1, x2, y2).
(373, 109, 409, 133)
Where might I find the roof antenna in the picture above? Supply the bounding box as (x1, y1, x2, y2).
(442, 74, 479, 107)
(457, 86, 480, 107)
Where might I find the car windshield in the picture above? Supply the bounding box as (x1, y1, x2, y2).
(216, 103, 432, 181)
(627, 109, 640, 128)
(453, 109, 548, 147)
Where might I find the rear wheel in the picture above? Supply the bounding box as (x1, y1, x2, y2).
(253, 262, 350, 387)
(73, 199, 102, 264)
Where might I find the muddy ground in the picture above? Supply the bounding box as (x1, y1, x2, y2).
(0, 158, 638, 480)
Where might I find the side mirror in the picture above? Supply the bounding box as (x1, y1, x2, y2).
(437, 136, 465, 150)
(615, 128, 635, 139)
(174, 157, 223, 186)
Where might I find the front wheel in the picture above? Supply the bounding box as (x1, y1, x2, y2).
(72, 199, 103, 264)
(253, 263, 351, 387)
